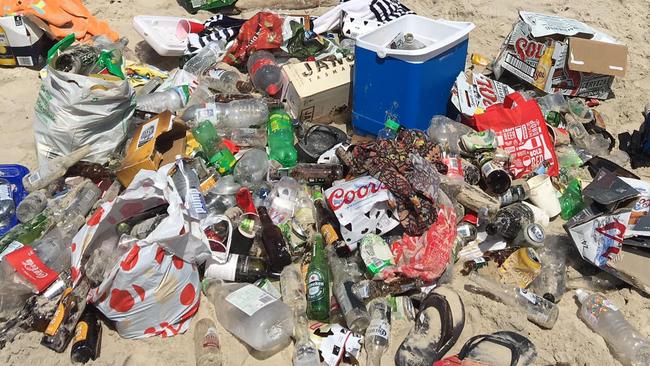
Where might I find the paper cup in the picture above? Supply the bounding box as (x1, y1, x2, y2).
(176, 19, 205, 40)
(548, 125, 571, 146)
(527, 174, 561, 218)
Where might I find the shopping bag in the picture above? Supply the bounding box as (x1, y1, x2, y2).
(69, 164, 210, 338)
(471, 92, 559, 178)
(33, 66, 135, 165)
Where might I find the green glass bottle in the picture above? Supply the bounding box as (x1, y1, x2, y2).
(0, 212, 50, 250)
(267, 108, 297, 168)
(191, 120, 236, 174)
(306, 234, 330, 322)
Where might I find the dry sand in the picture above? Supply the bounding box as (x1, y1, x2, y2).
(2, 0, 650, 365)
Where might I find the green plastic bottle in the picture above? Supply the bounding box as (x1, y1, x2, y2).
(306, 234, 330, 322)
(191, 120, 236, 174)
(267, 108, 297, 167)
(559, 179, 584, 220)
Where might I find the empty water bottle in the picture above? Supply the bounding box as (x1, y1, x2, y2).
(194, 318, 222, 366)
(247, 51, 283, 97)
(576, 290, 650, 366)
(183, 40, 228, 76)
(172, 156, 208, 220)
(136, 86, 190, 113)
(0, 179, 15, 229)
(234, 149, 269, 188)
(377, 118, 400, 140)
(186, 99, 269, 128)
(204, 67, 252, 94)
(23, 145, 91, 193)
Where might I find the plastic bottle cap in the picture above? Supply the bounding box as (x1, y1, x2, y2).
(575, 289, 588, 303)
(266, 84, 280, 96)
(385, 118, 400, 131)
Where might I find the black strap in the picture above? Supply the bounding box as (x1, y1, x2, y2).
(457, 333, 520, 366)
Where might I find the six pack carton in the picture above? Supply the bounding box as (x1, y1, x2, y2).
(494, 11, 628, 99)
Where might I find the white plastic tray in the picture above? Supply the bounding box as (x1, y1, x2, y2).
(133, 15, 198, 57)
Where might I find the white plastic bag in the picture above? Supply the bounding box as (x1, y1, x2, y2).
(33, 67, 135, 165)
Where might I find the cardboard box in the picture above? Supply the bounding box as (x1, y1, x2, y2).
(281, 56, 354, 125)
(117, 111, 187, 187)
(0, 16, 52, 68)
(451, 71, 514, 117)
(494, 11, 627, 99)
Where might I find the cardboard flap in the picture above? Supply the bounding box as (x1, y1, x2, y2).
(568, 37, 627, 77)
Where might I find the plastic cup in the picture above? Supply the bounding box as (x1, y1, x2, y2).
(176, 19, 205, 40)
(526, 174, 561, 218)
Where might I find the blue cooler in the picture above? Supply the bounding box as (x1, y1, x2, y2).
(352, 15, 475, 135)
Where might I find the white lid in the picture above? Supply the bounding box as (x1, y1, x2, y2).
(575, 289, 589, 303)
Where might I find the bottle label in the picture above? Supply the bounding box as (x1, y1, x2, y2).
(269, 113, 292, 134)
(207, 68, 228, 80)
(205, 254, 238, 282)
(27, 171, 41, 185)
(443, 155, 464, 180)
(186, 187, 208, 218)
(585, 294, 619, 326)
(307, 270, 326, 302)
(45, 287, 73, 336)
(0, 241, 23, 261)
(0, 183, 12, 200)
(4, 246, 58, 292)
(212, 149, 236, 174)
(366, 320, 390, 341)
(320, 224, 340, 246)
(73, 320, 89, 343)
(250, 58, 275, 77)
(226, 284, 277, 316)
(517, 288, 539, 305)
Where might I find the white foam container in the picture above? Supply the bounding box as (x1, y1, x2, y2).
(133, 15, 197, 57)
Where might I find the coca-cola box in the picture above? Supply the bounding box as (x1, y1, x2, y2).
(493, 11, 627, 99)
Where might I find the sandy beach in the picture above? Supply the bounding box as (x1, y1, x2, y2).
(1, 0, 650, 365)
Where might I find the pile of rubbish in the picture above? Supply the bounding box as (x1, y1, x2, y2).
(1, 1, 650, 366)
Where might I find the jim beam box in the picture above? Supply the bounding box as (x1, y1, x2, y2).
(281, 55, 354, 125)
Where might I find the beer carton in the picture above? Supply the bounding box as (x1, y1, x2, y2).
(494, 11, 627, 99)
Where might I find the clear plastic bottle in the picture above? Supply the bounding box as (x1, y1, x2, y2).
(183, 40, 228, 76)
(172, 156, 208, 220)
(194, 318, 222, 366)
(377, 118, 400, 140)
(247, 51, 283, 96)
(234, 149, 269, 189)
(0, 178, 15, 228)
(204, 67, 253, 94)
(427, 115, 474, 154)
(576, 290, 650, 366)
(280, 263, 307, 315)
(365, 297, 391, 366)
(205, 280, 294, 352)
(268, 108, 298, 168)
(17, 181, 62, 223)
(184, 99, 269, 128)
(23, 145, 91, 193)
(225, 128, 268, 149)
(293, 314, 320, 366)
(468, 272, 558, 329)
(136, 85, 190, 113)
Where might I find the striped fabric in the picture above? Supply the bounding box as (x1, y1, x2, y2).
(186, 14, 243, 55)
(369, 0, 414, 22)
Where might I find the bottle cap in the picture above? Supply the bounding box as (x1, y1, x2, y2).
(384, 118, 400, 131)
(575, 289, 588, 303)
(266, 84, 280, 96)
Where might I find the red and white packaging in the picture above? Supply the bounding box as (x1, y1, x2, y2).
(4, 246, 58, 293)
(325, 176, 400, 244)
(451, 71, 514, 117)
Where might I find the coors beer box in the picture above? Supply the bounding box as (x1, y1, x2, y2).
(493, 11, 628, 99)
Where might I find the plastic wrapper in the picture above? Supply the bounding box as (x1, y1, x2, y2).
(388, 190, 457, 282)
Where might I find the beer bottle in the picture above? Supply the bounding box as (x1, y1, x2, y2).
(270, 163, 346, 186)
(258, 206, 292, 273)
(306, 234, 330, 322)
(70, 307, 102, 364)
(312, 190, 350, 254)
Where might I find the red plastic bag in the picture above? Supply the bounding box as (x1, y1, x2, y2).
(224, 12, 283, 65)
(472, 92, 559, 178)
(387, 201, 457, 282)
